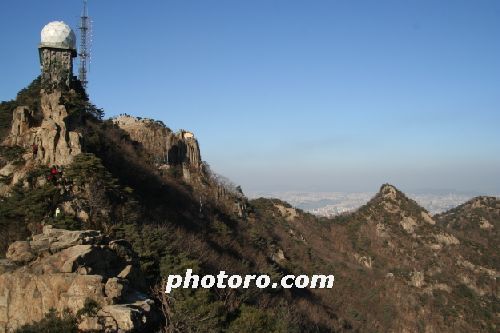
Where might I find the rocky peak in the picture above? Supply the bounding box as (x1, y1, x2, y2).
(0, 225, 156, 332)
(112, 115, 202, 180)
(379, 183, 399, 201)
(3, 89, 81, 166)
(356, 184, 438, 237)
(113, 115, 172, 160)
(370, 184, 426, 215)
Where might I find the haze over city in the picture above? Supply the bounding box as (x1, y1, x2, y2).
(1, 0, 499, 195)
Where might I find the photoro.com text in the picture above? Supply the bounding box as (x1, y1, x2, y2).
(165, 269, 334, 293)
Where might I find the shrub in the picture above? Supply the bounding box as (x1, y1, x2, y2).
(0, 145, 25, 164)
(76, 298, 101, 318)
(228, 305, 281, 333)
(0, 181, 60, 256)
(15, 308, 78, 333)
(47, 215, 82, 231)
(158, 287, 226, 333)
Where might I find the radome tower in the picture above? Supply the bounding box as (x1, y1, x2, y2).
(38, 21, 77, 88)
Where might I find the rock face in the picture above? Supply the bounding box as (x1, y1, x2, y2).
(0, 226, 156, 333)
(113, 115, 202, 171)
(113, 115, 172, 161)
(169, 130, 202, 169)
(39, 48, 75, 89)
(3, 90, 81, 166)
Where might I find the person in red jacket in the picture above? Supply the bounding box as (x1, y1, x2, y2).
(48, 165, 58, 183)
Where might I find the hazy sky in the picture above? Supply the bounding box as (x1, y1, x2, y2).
(1, 0, 499, 194)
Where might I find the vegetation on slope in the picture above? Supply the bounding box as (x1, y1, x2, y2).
(435, 196, 500, 272)
(1, 78, 498, 332)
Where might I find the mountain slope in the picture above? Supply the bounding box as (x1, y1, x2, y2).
(316, 184, 498, 332)
(435, 196, 499, 271)
(0, 78, 498, 332)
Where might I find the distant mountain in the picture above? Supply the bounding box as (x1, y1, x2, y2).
(247, 185, 499, 332)
(324, 184, 498, 332)
(435, 196, 499, 269)
(249, 190, 486, 216)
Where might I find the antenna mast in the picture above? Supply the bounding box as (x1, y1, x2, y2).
(78, 0, 91, 89)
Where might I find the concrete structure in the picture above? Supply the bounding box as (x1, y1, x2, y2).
(39, 21, 77, 88)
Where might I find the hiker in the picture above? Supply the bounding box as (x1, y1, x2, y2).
(32, 143, 38, 158)
(48, 165, 58, 183)
(50, 165, 58, 176)
(55, 207, 61, 217)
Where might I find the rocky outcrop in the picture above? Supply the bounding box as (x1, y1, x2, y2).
(167, 129, 202, 169)
(112, 115, 172, 161)
(375, 184, 435, 235)
(113, 115, 202, 171)
(0, 226, 156, 333)
(3, 90, 81, 166)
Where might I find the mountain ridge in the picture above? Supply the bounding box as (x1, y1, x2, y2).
(0, 76, 498, 332)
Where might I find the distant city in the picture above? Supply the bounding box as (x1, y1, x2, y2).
(247, 191, 500, 217)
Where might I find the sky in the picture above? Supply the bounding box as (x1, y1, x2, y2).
(1, 0, 499, 194)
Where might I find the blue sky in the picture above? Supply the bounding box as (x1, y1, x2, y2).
(1, 0, 499, 193)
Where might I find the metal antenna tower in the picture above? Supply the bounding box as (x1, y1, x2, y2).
(78, 0, 91, 89)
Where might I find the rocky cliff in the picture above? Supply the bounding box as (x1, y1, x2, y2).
(112, 115, 201, 172)
(3, 89, 81, 166)
(0, 225, 156, 333)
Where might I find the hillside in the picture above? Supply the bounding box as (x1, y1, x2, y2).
(435, 196, 499, 270)
(325, 185, 498, 331)
(0, 77, 498, 332)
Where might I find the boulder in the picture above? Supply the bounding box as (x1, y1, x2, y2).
(5, 241, 34, 264)
(0, 226, 157, 332)
(30, 225, 107, 254)
(410, 271, 425, 288)
(105, 277, 128, 302)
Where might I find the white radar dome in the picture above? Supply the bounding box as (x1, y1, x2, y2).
(40, 21, 76, 49)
